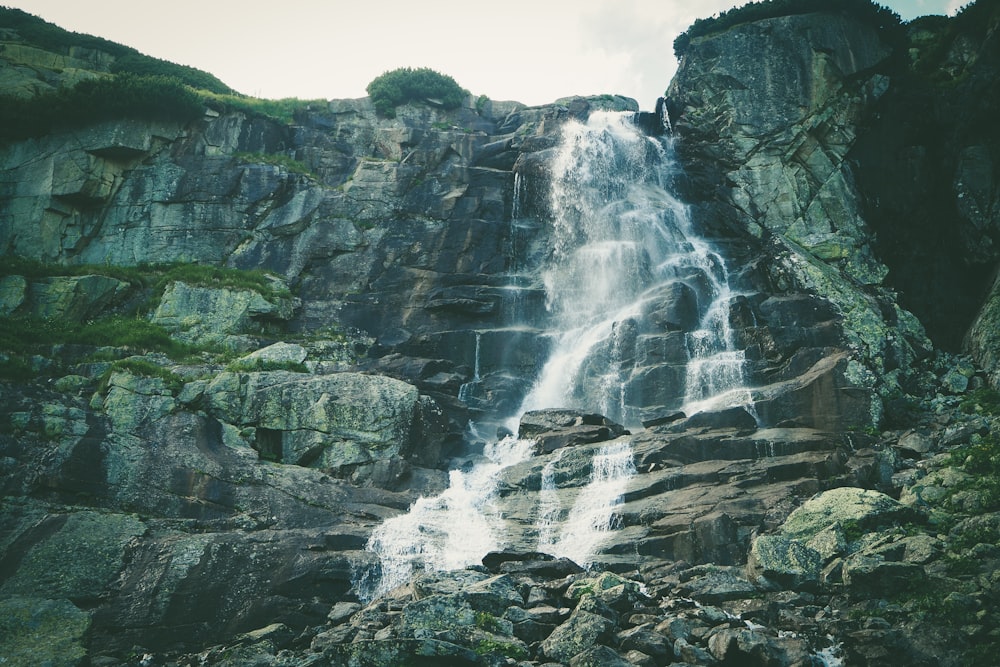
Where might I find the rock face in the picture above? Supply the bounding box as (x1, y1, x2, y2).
(668, 9, 930, 410)
(2, 3, 1000, 666)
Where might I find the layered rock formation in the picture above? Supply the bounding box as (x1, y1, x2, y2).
(2, 2, 1000, 667)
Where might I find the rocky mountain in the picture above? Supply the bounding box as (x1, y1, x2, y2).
(1, 2, 999, 666)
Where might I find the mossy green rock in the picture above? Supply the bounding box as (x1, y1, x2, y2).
(0, 511, 145, 601)
(540, 607, 615, 663)
(102, 371, 177, 433)
(204, 370, 420, 468)
(151, 281, 296, 349)
(747, 534, 823, 589)
(779, 487, 914, 542)
(0, 596, 91, 667)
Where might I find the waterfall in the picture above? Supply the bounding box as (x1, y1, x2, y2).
(457, 332, 482, 403)
(356, 435, 534, 602)
(514, 111, 752, 426)
(537, 441, 636, 565)
(356, 110, 753, 601)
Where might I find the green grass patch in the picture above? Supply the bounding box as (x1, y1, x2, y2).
(474, 638, 528, 660)
(959, 387, 1000, 416)
(100, 358, 185, 394)
(0, 315, 192, 360)
(0, 355, 36, 382)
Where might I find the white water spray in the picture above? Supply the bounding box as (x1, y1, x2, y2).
(356, 435, 533, 601)
(357, 110, 754, 601)
(537, 441, 636, 565)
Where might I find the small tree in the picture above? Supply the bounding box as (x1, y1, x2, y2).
(366, 67, 468, 117)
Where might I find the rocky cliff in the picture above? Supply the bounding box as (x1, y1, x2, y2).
(2, 3, 1000, 667)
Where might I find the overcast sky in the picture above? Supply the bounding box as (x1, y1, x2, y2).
(8, 0, 963, 109)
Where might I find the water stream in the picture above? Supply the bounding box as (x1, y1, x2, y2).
(356, 110, 753, 601)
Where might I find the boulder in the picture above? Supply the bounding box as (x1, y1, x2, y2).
(151, 281, 297, 349)
(204, 371, 424, 468)
(540, 608, 616, 664)
(747, 534, 823, 590)
(778, 487, 918, 542)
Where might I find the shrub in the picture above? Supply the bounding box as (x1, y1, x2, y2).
(110, 54, 233, 95)
(0, 73, 204, 142)
(366, 67, 467, 117)
(200, 93, 328, 124)
(673, 0, 902, 58)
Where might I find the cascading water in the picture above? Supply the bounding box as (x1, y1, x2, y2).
(355, 435, 534, 602)
(356, 109, 753, 601)
(514, 111, 752, 426)
(537, 441, 636, 566)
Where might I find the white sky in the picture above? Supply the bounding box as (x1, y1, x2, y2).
(7, 0, 961, 109)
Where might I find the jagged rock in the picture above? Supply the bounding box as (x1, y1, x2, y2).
(4, 275, 131, 320)
(151, 281, 297, 350)
(842, 554, 925, 596)
(517, 409, 629, 454)
(102, 370, 177, 433)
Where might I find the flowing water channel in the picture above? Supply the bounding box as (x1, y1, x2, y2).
(356, 110, 753, 601)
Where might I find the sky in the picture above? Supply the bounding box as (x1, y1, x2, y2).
(7, 0, 964, 109)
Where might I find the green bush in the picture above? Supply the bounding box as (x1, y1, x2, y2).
(366, 67, 467, 117)
(0, 73, 204, 142)
(200, 93, 328, 124)
(673, 0, 902, 58)
(110, 54, 233, 95)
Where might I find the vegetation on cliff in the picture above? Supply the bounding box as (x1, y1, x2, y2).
(0, 73, 204, 141)
(0, 7, 234, 94)
(673, 0, 902, 57)
(366, 67, 468, 117)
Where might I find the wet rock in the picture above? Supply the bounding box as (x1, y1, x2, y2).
(517, 409, 628, 454)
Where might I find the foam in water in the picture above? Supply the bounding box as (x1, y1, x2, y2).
(355, 435, 533, 602)
(537, 441, 636, 565)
